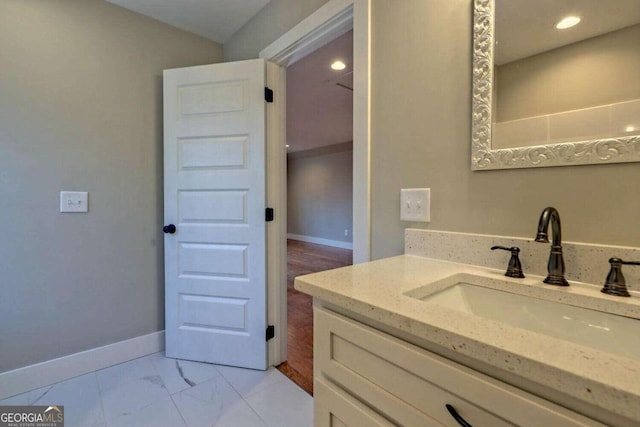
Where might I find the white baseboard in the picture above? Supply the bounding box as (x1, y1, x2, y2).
(0, 331, 165, 400)
(287, 233, 353, 250)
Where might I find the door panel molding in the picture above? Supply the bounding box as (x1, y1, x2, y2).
(164, 59, 267, 369)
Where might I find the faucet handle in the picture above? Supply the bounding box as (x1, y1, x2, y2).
(491, 246, 525, 278)
(601, 257, 640, 297)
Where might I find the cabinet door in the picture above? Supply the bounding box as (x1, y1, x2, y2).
(314, 306, 604, 427)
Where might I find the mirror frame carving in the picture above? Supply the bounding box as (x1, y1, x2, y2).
(471, 0, 640, 170)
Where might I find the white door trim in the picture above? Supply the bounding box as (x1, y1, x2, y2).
(264, 61, 288, 367)
(351, 0, 371, 265)
(259, 0, 371, 366)
(259, 0, 354, 68)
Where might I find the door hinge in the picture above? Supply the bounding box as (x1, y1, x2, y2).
(265, 207, 274, 222)
(265, 87, 274, 103)
(266, 325, 275, 341)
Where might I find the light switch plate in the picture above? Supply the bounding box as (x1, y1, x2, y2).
(60, 191, 89, 213)
(400, 188, 430, 222)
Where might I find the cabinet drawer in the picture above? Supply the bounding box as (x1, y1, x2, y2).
(314, 306, 603, 427)
(315, 377, 400, 427)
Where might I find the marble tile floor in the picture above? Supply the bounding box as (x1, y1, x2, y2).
(0, 352, 313, 427)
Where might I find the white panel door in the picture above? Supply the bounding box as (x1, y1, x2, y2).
(163, 59, 267, 370)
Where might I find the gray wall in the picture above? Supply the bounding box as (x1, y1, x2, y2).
(227, 0, 640, 261)
(287, 144, 353, 243)
(0, 0, 222, 373)
(497, 24, 640, 122)
(370, 0, 640, 259)
(224, 0, 330, 61)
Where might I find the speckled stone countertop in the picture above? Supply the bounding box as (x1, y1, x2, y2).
(295, 255, 640, 425)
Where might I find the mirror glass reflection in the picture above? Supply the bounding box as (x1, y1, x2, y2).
(492, 0, 640, 150)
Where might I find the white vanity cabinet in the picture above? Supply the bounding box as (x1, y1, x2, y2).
(313, 306, 604, 427)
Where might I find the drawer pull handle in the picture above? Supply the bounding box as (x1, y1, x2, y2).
(446, 404, 473, 427)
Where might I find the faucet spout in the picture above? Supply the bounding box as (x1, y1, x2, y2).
(535, 207, 569, 286)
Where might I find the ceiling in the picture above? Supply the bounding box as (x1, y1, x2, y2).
(104, 0, 271, 43)
(496, 0, 640, 65)
(287, 31, 353, 153)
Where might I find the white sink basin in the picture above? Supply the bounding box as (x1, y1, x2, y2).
(405, 273, 640, 360)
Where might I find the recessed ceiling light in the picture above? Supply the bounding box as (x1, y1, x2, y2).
(286, 144, 290, 148)
(625, 126, 636, 132)
(555, 16, 581, 30)
(331, 60, 346, 71)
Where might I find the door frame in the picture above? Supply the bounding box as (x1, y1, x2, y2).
(259, 0, 371, 365)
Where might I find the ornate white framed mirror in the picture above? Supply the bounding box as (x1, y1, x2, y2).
(472, 0, 640, 170)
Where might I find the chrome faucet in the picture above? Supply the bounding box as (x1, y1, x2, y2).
(534, 207, 569, 286)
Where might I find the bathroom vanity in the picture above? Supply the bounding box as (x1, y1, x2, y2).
(295, 230, 640, 427)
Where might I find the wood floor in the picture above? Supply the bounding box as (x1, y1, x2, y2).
(276, 239, 352, 395)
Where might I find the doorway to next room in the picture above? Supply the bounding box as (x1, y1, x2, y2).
(275, 30, 354, 394)
(279, 240, 352, 394)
